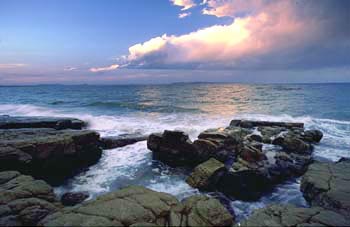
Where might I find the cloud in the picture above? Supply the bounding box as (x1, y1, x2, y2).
(90, 64, 119, 73)
(64, 67, 77, 71)
(0, 64, 27, 69)
(179, 12, 191, 18)
(170, 0, 196, 11)
(120, 0, 350, 70)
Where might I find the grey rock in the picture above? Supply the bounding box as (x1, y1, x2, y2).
(100, 134, 148, 149)
(61, 192, 89, 206)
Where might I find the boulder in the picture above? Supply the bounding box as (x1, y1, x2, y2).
(40, 186, 234, 227)
(61, 192, 89, 206)
(273, 135, 312, 154)
(230, 120, 304, 129)
(0, 171, 59, 226)
(0, 115, 85, 130)
(100, 134, 148, 149)
(302, 130, 324, 143)
(237, 204, 350, 227)
(0, 128, 102, 185)
(301, 159, 350, 217)
(186, 158, 226, 190)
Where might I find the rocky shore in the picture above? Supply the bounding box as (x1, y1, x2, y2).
(0, 115, 349, 226)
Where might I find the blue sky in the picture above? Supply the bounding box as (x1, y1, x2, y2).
(0, 0, 349, 84)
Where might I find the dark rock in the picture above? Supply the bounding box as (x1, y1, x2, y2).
(40, 186, 234, 227)
(100, 134, 148, 149)
(230, 120, 304, 129)
(301, 159, 350, 217)
(237, 204, 350, 226)
(0, 171, 59, 226)
(0, 129, 102, 185)
(302, 130, 324, 143)
(246, 134, 263, 143)
(238, 145, 267, 163)
(273, 135, 312, 154)
(0, 115, 85, 130)
(61, 192, 89, 206)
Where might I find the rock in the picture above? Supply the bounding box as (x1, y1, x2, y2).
(0, 171, 59, 226)
(40, 186, 234, 227)
(238, 145, 267, 163)
(273, 135, 311, 154)
(0, 128, 102, 185)
(230, 120, 304, 129)
(61, 192, 89, 206)
(237, 204, 350, 227)
(100, 135, 148, 149)
(186, 158, 226, 190)
(302, 130, 324, 143)
(301, 159, 350, 217)
(0, 115, 85, 130)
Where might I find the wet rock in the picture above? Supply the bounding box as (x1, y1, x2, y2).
(61, 192, 89, 206)
(186, 158, 226, 190)
(0, 128, 102, 185)
(40, 186, 234, 227)
(238, 145, 267, 163)
(230, 120, 304, 129)
(273, 135, 312, 154)
(100, 134, 148, 149)
(0, 171, 59, 226)
(302, 130, 324, 143)
(0, 115, 85, 130)
(301, 159, 350, 217)
(237, 204, 350, 227)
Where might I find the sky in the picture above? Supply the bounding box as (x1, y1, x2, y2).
(0, 0, 349, 85)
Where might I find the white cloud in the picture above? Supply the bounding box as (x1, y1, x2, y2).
(170, 0, 196, 11)
(90, 64, 119, 73)
(179, 12, 191, 18)
(64, 67, 77, 71)
(0, 63, 27, 69)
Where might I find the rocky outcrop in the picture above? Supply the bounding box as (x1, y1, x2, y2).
(230, 119, 304, 129)
(301, 159, 350, 217)
(0, 171, 59, 226)
(40, 186, 234, 227)
(0, 128, 102, 185)
(237, 204, 350, 227)
(100, 134, 148, 149)
(0, 115, 85, 130)
(61, 192, 89, 207)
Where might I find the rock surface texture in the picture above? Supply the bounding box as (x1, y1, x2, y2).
(40, 186, 234, 227)
(238, 204, 350, 227)
(0, 128, 102, 185)
(0, 171, 59, 226)
(301, 158, 350, 217)
(100, 134, 148, 149)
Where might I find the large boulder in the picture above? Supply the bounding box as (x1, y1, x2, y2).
(100, 134, 148, 149)
(186, 158, 226, 190)
(0, 115, 85, 130)
(61, 192, 89, 207)
(0, 171, 59, 226)
(0, 128, 102, 185)
(40, 186, 234, 227)
(237, 204, 350, 227)
(230, 120, 304, 129)
(301, 159, 350, 217)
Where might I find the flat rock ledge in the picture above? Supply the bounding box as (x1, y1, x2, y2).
(40, 186, 234, 227)
(237, 204, 350, 227)
(148, 120, 323, 201)
(0, 115, 85, 130)
(0, 128, 102, 185)
(0, 171, 60, 226)
(301, 158, 350, 217)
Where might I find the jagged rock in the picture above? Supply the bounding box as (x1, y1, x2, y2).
(238, 145, 267, 163)
(0, 115, 85, 130)
(40, 186, 234, 227)
(230, 120, 304, 129)
(273, 134, 312, 154)
(302, 130, 324, 143)
(0, 171, 59, 226)
(186, 158, 226, 190)
(100, 134, 148, 149)
(61, 192, 89, 206)
(0, 128, 102, 185)
(301, 159, 350, 217)
(237, 204, 350, 227)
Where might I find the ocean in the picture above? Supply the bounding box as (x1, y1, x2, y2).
(1, 83, 349, 220)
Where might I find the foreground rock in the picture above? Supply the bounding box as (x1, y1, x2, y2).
(238, 204, 350, 226)
(148, 120, 323, 201)
(0, 128, 102, 185)
(301, 158, 350, 217)
(100, 134, 148, 149)
(0, 171, 59, 226)
(0, 115, 85, 130)
(40, 186, 234, 227)
(60, 192, 89, 207)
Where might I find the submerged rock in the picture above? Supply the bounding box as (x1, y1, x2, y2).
(40, 186, 234, 227)
(301, 159, 350, 217)
(100, 135, 148, 149)
(61, 192, 89, 207)
(0, 171, 59, 226)
(237, 204, 350, 227)
(0, 128, 102, 185)
(0, 115, 85, 130)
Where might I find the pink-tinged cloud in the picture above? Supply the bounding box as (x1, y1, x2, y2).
(123, 1, 315, 69)
(90, 64, 119, 73)
(170, 0, 196, 11)
(0, 64, 27, 69)
(64, 67, 77, 71)
(179, 12, 191, 18)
